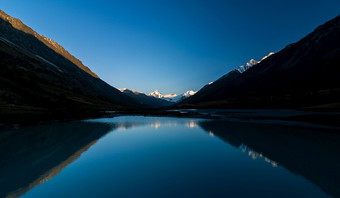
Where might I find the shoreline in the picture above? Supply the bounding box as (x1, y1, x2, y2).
(1, 108, 340, 131)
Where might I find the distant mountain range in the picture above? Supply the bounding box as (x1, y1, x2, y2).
(148, 90, 197, 103)
(119, 88, 174, 108)
(1, 8, 339, 122)
(118, 89, 197, 106)
(180, 15, 340, 109)
(0, 10, 143, 121)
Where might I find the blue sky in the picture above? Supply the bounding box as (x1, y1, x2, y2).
(1, 0, 340, 94)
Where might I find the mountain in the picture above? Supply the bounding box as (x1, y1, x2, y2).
(149, 90, 167, 99)
(182, 90, 197, 97)
(182, 53, 274, 105)
(0, 10, 98, 79)
(148, 90, 197, 103)
(237, 52, 274, 73)
(0, 10, 141, 122)
(119, 88, 174, 108)
(179, 90, 197, 101)
(180, 16, 340, 109)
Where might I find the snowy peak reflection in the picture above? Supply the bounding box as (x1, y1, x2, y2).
(240, 145, 278, 167)
(185, 120, 198, 128)
(150, 120, 198, 129)
(150, 119, 198, 129)
(116, 122, 145, 130)
(150, 122, 161, 129)
(198, 120, 340, 198)
(90, 116, 200, 130)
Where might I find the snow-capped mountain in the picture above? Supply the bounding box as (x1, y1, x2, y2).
(148, 90, 163, 98)
(237, 52, 275, 73)
(148, 90, 197, 103)
(182, 90, 197, 97)
(148, 90, 177, 102)
(119, 88, 174, 107)
(181, 15, 340, 110)
(119, 88, 139, 94)
(181, 52, 276, 104)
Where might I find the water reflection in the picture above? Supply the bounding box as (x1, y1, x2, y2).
(116, 122, 144, 130)
(198, 120, 340, 197)
(0, 117, 201, 197)
(89, 116, 199, 130)
(0, 121, 114, 198)
(185, 120, 198, 128)
(1, 117, 339, 198)
(150, 122, 161, 129)
(240, 145, 278, 167)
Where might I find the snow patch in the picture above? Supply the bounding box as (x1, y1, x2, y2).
(35, 55, 63, 72)
(237, 52, 275, 73)
(148, 90, 197, 102)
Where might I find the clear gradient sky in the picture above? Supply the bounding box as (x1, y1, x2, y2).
(1, 0, 340, 94)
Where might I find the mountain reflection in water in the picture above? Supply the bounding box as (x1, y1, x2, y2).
(199, 120, 340, 197)
(0, 116, 339, 198)
(0, 117, 200, 198)
(0, 121, 114, 198)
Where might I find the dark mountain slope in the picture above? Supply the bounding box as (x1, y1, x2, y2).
(120, 89, 174, 108)
(180, 15, 340, 109)
(199, 120, 340, 197)
(0, 10, 98, 78)
(182, 69, 241, 104)
(0, 10, 142, 122)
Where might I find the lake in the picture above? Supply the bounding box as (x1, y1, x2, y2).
(0, 116, 339, 198)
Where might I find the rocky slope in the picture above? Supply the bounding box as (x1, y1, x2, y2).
(0, 10, 98, 78)
(180, 16, 340, 109)
(0, 10, 142, 122)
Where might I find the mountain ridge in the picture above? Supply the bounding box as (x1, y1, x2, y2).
(148, 90, 196, 103)
(119, 88, 174, 108)
(0, 10, 144, 123)
(180, 15, 340, 109)
(237, 52, 275, 73)
(0, 10, 99, 78)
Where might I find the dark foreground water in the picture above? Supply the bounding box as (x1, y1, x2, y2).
(0, 116, 339, 198)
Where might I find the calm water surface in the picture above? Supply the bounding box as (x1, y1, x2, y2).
(0, 116, 339, 198)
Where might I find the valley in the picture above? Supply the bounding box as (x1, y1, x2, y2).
(0, 3, 339, 198)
